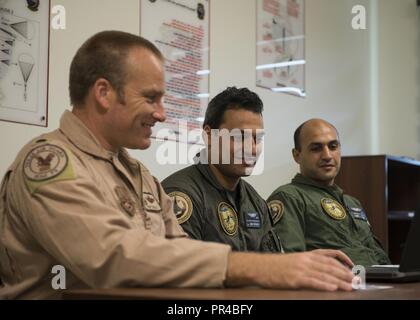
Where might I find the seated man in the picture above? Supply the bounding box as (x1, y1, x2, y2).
(162, 87, 281, 252)
(0, 32, 354, 299)
(267, 119, 390, 266)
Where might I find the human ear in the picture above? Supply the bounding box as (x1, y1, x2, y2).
(292, 148, 300, 164)
(93, 78, 115, 110)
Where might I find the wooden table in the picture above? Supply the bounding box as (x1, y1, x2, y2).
(63, 282, 420, 300)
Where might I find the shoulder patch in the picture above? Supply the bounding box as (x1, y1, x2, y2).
(268, 200, 284, 225)
(168, 191, 193, 224)
(23, 144, 75, 194)
(218, 202, 238, 236)
(320, 198, 346, 220)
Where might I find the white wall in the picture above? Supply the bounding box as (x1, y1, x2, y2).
(0, 0, 418, 199)
(377, 0, 420, 159)
(0, 0, 140, 178)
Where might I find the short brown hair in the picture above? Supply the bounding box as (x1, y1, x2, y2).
(69, 30, 163, 106)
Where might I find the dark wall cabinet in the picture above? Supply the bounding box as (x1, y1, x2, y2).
(335, 155, 420, 264)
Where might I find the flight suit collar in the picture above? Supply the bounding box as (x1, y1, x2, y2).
(292, 173, 344, 198)
(194, 150, 246, 205)
(195, 151, 259, 227)
(59, 110, 113, 160)
(59, 110, 143, 202)
(59, 110, 137, 168)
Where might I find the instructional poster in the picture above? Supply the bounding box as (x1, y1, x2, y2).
(140, 0, 209, 144)
(256, 0, 305, 97)
(0, 0, 50, 126)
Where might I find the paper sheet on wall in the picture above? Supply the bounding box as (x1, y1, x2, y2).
(0, 0, 49, 126)
(140, 0, 209, 144)
(256, 0, 305, 97)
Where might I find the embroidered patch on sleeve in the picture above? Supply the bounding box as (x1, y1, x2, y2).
(268, 200, 285, 225)
(23, 144, 75, 194)
(168, 191, 193, 224)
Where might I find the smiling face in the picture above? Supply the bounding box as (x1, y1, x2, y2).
(103, 47, 166, 150)
(207, 108, 264, 179)
(293, 119, 341, 186)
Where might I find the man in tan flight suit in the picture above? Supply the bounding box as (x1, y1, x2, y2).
(0, 31, 354, 299)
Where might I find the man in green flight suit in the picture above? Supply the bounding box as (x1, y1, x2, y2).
(162, 87, 282, 252)
(267, 119, 390, 266)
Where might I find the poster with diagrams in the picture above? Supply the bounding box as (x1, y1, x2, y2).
(0, 0, 49, 126)
(256, 0, 305, 97)
(140, 0, 209, 144)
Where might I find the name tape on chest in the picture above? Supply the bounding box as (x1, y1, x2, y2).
(349, 207, 370, 225)
(245, 212, 262, 229)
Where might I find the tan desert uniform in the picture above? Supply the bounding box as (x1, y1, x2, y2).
(0, 111, 230, 299)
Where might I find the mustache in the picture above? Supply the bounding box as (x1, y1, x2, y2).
(319, 161, 336, 166)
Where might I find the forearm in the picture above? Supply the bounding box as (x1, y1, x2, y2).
(225, 252, 276, 288)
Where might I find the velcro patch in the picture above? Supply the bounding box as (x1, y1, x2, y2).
(268, 200, 284, 225)
(245, 212, 261, 229)
(115, 186, 137, 217)
(23, 144, 75, 194)
(143, 192, 162, 212)
(168, 191, 193, 224)
(349, 207, 370, 226)
(218, 202, 238, 236)
(321, 198, 346, 220)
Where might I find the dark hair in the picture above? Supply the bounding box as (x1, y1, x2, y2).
(69, 30, 163, 106)
(203, 87, 263, 129)
(294, 119, 339, 150)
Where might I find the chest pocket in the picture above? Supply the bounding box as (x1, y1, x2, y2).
(349, 207, 372, 238)
(142, 192, 162, 213)
(114, 185, 139, 218)
(260, 230, 283, 252)
(142, 176, 163, 214)
(304, 202, 352, 244)
(140, 177, 165, 236)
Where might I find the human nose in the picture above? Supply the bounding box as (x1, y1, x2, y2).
(243, 132, 260, 159)
(321, 146, 332, 160)
(153, 99, 166, 123)
(250, 136, 257, 156)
